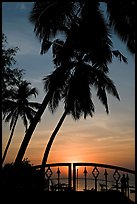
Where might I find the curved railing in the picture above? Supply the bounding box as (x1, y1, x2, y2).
(73, 163, 135, 194)
(33, 163, 72, 191)
(33, 162, 135, 201)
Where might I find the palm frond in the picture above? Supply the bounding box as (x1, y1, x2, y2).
(107, 0, 135, 54)
(29, 1, 76, 42)
(91, 68, 120, 101)
(102, 75, 120, 101)
(27, 87, 39, 98)
(24, 107, 36, 122)
(64, 64, 95, 120)
(20, 111, 28, 131)
(3, 80, 40, 131)
(28, 102, 41, 109)
(97, 86, 109, 114)
(48, 90, 61, 113)
(112, 50, 128, 63)
(43, 65, 71, 113)
(41, 39, 52, 54)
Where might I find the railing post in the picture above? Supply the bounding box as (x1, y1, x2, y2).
(104, 169, 108, 191)
(84, 167, 87, 191)
(77, 168, 79, 190)
(73, 164, 76, 191)
(68, 164, 72, 191)
(57, 167, 60, 191)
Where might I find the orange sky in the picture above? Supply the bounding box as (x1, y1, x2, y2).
(2, 98, 135, 170)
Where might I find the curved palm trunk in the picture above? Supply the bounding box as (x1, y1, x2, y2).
(14, 91, 52, 166)
(2, 115, 18, 165)
(40, 109, 67, 173)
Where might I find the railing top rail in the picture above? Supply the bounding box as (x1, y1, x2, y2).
(32, 162, 135, 174)
(73, 162, 135, 174)
(33, 162, 71, 169)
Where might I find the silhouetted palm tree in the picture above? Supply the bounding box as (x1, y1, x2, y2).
(30, 1, 113, 65)
(2, 80, 41, 165)
(14, 37, 127, 167)
(40, 57, 120, 172)
(107, 0, 135, 54)
(14, 1, 129, 166)
(30, 1, 135, 55)
(14, 60, 74, 166)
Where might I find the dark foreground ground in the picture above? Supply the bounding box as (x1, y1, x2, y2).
(2, 190, 135, 204)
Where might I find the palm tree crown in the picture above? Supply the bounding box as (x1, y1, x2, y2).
(3, 80, 40, 131)
(30, 1, 135, 55)
(2, 80, 41, 164)
(43, 54, 120, 121)
(40, 54, 120, 170)
(107, 0, 135, 54)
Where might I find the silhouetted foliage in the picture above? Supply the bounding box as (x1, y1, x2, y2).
(30, 1, 135, 55)
(2, 33, 24, 102)
(41, 56, 120, 169)
(107, 0, 135, 54)
(14, 0, 132, 166)
(2, 80, 41, 164)
(1, 158, 47, 191)
(2, 34, 41, 165)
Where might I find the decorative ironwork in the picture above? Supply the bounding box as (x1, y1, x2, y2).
(57, 167, 61, 191)
(84, 167, 88, 174)
(92, 166, 99, 178)
(45, 166, 53, 178)
(113, 169, 120, 191)
(33, 162, 135, 197)
(113, 169, 120, 181)
(92, 166, 99, 191)
(45, 167, 53, 191)
(83, 167, 88, 190)
(57, 167, 61, 175)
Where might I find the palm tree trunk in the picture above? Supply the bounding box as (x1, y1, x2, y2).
(14, 90, 52, 166)
(2, 115, 18, 165)
(40, 109, 67, 173)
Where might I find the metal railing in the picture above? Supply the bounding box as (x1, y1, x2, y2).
(73, 162, 135, 197)
(33, 162, 135, 199)
(33, 163, 72, 191)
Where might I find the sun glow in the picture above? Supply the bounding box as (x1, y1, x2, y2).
(65, 158, 83, 164)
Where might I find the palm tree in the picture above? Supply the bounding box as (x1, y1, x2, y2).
(14, 43, 127, 167)
(14, 1, 129, 166)
(14, 1, 113, 166)
(14, 60, 75, 166)
(40, 57, 120, 172)
(107, 0, 135, 54)
(2, 80, 41, 165)
(30, 1, 113, 64)
(30, 1, 135, 55)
